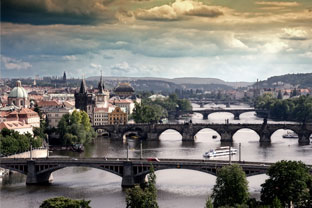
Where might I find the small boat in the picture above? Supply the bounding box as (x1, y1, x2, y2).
(72, 144, 84, 152)
(203, 146, 237, 158)
(282, 131, 298, 139)
(212, 135, 217, 139)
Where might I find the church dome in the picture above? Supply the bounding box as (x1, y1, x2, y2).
(8, 80, 28, 99)
(114, 83, 135, 93)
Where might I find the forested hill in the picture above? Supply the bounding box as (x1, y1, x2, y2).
(258, 73, 312, 88)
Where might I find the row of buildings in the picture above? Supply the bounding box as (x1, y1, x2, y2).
(0, 75, 140, 135)
(0, 81, 40, 135)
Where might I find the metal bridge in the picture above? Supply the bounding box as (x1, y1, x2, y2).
(1, 157, 311, 187)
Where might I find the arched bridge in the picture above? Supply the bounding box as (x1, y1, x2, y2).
(3, 158, 310, 187)
(94, 122, 312, 145)
(187, 108, 258, 120)
(190, 100, 241, 108)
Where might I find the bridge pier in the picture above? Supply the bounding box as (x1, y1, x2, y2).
(298, 133, 311, 145)
(259, 132, 271, 143)
(110, 132, 123, 140)
(147, 133, 158, 141)
(220, 132, 233, 142)
(182, 132, 194, 141)
(26, 160, 53, 185)
(233, 113, 240, 120)
(121, 161, 135, 188)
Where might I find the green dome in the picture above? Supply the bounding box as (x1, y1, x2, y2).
(8, 80, 28, 99)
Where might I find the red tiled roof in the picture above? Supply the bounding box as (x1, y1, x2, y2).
(94, 107, 108, 112)
(37, 100, 59, 107)
(0, 121, 32, 130)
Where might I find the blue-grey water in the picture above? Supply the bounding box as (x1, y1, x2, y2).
(1, 104, 311, 208)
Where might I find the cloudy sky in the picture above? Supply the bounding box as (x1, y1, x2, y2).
(1, 0, 312, 81)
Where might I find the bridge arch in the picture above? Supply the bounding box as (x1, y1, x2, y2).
(193, 128, 221, 141)
(122, 127, 145, 140)
(96, 129, 109, 137)
(135, 166, 218, 178)
(232, 128, 261, 142)
(37, 164, 123, 178)
(158, 128, 183, 140)
(206, 111, 235, 120)
(270, 128, 300, 141)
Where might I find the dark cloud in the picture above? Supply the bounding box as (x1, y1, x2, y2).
(1, 0, 116, 25)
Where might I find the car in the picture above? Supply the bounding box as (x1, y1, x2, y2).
(147, 157, 160, 162)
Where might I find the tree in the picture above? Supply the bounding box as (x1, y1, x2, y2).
(132, 102, 167, 124)
(57, 110, 96, 146)
(205, 197, 213, 208)
(277, 90, 283, 100)
(271, 197, 282, 208)
(39, 196, 91, 208)
(126, 165, 158, 208)
(0, 128, 42, 156)
(211, 164, 249, 207)
(261, 160, 312, 207)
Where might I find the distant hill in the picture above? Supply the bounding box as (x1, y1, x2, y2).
(257, 73, 312, 88)
(87, 76, 252, 89)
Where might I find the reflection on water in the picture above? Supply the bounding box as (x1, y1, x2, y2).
(1, 106, 311, 208)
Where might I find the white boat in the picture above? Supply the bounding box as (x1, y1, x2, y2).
(203, 146, 237, 158)
(282, 131, 298, 139)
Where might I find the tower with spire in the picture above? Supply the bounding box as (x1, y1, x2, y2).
(74, 76, 94, 112)
(95, 71, 109, 108)
(63, 71, 67, 83)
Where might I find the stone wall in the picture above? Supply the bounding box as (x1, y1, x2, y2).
(6, 148, 48, 158)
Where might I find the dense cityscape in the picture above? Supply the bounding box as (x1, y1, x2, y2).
(1, 0, 312, 207)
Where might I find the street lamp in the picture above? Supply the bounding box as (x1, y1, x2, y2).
(126, 141, 129, 161)
(140, 140, 143, 160)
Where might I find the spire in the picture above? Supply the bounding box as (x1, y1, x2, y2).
(63, 71, 67, 81)
(79, 76, 87, 93)
(98, 70, 105, 94)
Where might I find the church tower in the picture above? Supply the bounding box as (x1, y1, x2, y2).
(63, 71, 67, 82)
(75, 77, 92, 111)
(95, 71, 109, 108)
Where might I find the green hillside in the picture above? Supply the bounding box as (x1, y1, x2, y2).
(258, 73, 312, 88)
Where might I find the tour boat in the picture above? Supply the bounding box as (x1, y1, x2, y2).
(282, 131, 298, 139)
(203, 146, 237, 158)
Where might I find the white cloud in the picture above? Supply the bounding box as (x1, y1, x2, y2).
(90, 63, 102, 69)
(135, 0, 224, 21)
(262, 41, 288, 53)
(0, 56, 32, 70)
(62, 55, 77, 61)
(281, 28, 309, 40)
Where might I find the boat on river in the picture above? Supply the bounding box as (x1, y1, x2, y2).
(203, 146, 237, 158)
(282, 131, 298, 139)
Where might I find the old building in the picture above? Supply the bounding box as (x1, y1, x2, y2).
(8, 80, 29, 108)
(74, 78, 94, 115)
(114, 83, 135, 98)
(108, 106, 127, 125)
(1, 108, 40, 128)
(42, 107, 77, 128)
(0, 121, 33, 135)
(110, 99, 135, 115)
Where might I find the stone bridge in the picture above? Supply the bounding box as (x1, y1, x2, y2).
(3, 158, 309, 187)
(179, 108, 259, 120)
(94, 122, 312, 145)
(190, 100, 241, 108)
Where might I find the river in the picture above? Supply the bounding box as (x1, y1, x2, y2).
(1, 104, 312, 208)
